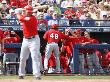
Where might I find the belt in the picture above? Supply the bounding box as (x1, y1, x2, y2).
(25, 36, 35, 39)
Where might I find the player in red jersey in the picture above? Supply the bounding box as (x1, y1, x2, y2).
(69, 29, 91, 74)
(73, 29, 90, 74)
(0, 28, 4, 74)
(97, 49, 110, 74)
(105, 50, 110, 72)
(61, 29, 73, 59)
(84, 31, 104, 75)
(60, 51, 69, 73)
(60, 42, 72, 73)
(95, 50, 102, 61)
(16, 5, 41, 80)
(3, 30, 20, 53)
(0, 29, 4, 56)
(60, 29, 76, 73)
(43, 24, 68, 73)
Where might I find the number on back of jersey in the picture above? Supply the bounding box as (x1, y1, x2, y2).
(50, 33, 58, 39)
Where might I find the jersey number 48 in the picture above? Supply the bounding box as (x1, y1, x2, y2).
(50, 33, 59, 39)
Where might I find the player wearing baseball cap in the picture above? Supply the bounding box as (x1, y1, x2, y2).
(43, 24, 68, 73)
(84, 31, 104, 75)
(16, 5, 41, 80)
(67, 29, 90, 74)
(3, 30, 20, 53)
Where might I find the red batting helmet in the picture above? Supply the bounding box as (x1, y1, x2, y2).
(24, 5, 33, 13)
(51, 24, 59, 29)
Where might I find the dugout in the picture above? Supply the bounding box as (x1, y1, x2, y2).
(15, 30, 110, 74)
(4, 29, 110, 74)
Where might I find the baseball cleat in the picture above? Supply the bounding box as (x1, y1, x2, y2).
(43, 69, 48, 75)
(19, 76, 24, 79)
(36, 77, 41, 80)
(56, 71, 61, 74)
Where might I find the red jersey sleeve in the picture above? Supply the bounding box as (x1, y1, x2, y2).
(90, 38, 99, 44)
(83, 37, 90, 42)
(106, 52, 110, 62)
(0, 29, 4, 42)
(43, 30, 49, 41)
(60, 32, 69, 40)
(13, 35, 20, 42)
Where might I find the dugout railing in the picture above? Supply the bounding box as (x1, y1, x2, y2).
(73, 44, 110, 74)
(4, 43, 110, 75)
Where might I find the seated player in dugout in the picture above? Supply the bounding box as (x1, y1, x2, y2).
(3, 30, 21, 53)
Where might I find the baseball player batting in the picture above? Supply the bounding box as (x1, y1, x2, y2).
(43, 24, 68, 73)
(16, 5, 41, 80)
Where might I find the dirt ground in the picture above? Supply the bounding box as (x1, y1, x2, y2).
(0, 79, 110, 82)
(0, 75, 110, 82)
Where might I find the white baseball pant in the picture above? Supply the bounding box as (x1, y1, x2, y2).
(18, 35, 41, 77)
(44, 42, 60, 72)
